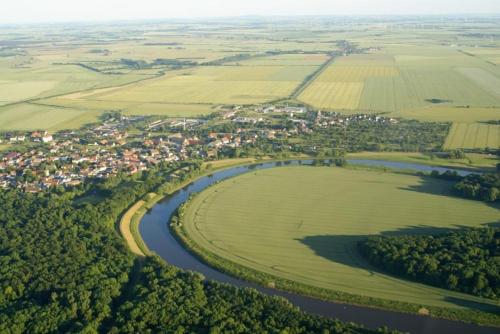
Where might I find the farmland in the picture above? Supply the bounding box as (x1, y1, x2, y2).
(299, 47, 500, 121)
(181, 166, 499, 311)
(61, 65, 320, 106)
(444, 123, 500, 150)
(0, 19, 499, 144)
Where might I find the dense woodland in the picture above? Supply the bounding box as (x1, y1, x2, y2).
(0, 164, 389, 333)
(110, 257, 385, 334)
(358, 228, 499, 300)
(453, 173, 500, 202)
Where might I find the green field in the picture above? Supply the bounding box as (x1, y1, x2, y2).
(299, 47, 500, 122)
(55, 64, 319, 106)
(0, 102, 102, 131)
(444, 123, 500, 150)
(182, 167, 499, 311)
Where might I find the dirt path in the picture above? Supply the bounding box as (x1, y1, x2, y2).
(119, 200, 146, 256)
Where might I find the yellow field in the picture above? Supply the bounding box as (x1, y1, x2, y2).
(299, 82, 364, 110)
(317, 66, 399, 82)
(298, 54, 399, 111)
(395, 106, 500, 123)
(0, 80, 57, 104)
(444, 123, 500, 149)
(55, 65, 318, 106)
(0, 102, 102, 131)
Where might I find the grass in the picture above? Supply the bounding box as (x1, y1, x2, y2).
(119, 200, 147, 257)
(298, 47, 500, 122)
(63, 65, 319, 106)
(444, 123, 500, 150)
(0, 102, 102, 131)
(298, 81, 365, 110)
(346, 152, 499, 172)
(395, 106, 500, 123)
(298, 55, 398, 111)
(181, 167, 499, 314)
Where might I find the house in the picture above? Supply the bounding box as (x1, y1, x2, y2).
(9, 136, 25, 143)
(42, 134, 53, 143)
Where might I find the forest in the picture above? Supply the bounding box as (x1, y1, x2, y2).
(109, 257, 389, 334)
(358, 228, 499, 300)
(0, 163, 391, 333)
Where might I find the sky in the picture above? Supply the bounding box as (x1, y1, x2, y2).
(2, 0, 500, 24)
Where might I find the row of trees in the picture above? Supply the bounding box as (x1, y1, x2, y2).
(358, 228, 499, 300)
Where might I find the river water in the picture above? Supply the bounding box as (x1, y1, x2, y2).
(139, 160, 498, 334)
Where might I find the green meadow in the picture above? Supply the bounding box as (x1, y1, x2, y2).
(182, 167, 499, 311)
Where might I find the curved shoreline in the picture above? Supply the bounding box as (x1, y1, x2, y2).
(119, 200, 146, 257)
(124, 158, 499, 333)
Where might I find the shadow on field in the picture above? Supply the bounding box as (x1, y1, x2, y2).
(298, 225, 461, 272)
(444, 296, 500, 315)
(299, 223, 500, 313)
(398, 176, 455, 198)
(398, 176, 500, 211)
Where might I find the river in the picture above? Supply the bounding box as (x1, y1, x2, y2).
(139, 160, 498, 334)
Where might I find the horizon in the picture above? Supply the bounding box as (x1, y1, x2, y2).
(2, 0, 500, 24)
(3, 13, 500, 27)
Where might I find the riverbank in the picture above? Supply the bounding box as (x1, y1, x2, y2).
(119, 200, 146, 257)
(119, 157, 271, 258)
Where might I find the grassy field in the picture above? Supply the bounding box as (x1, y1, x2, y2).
(56, 64, 319, 106)
(0, 102, 102, 131)
(298, 54, 399, 111)
(346, 152, 499, 171)
(444, 123, 500, 150)
(182, 167, 499, 311)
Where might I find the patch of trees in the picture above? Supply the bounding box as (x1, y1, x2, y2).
(202, 53, 254, 66)
(453, 173, 500, 202)
(358, 228, 500, 299)
(443, 149, 466, 159)
(292, 120, 449, 153)
(119, 58, 196, 69)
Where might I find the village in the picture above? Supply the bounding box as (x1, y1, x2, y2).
(0, 106, 398, 192)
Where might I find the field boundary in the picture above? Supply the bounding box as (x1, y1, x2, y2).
(290, 55, 336, 99)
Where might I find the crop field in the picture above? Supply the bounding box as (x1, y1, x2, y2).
(0, 102, 102, 131)
(0, 61, 147, 106)
(298, 82, 365, 110)
(182, 167, 499, 310)
(226, 54, 330, 66)
(57, 64, 319, 106)
(298, 46, 500, 121)
(298, 54, 399, 111)
(444, 123, 500, 149)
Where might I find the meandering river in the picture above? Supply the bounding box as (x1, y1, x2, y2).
(139, 160, 497, 334)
